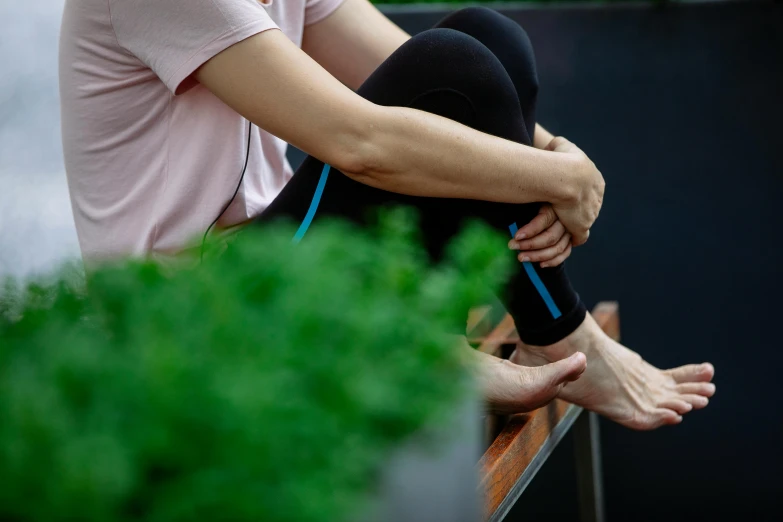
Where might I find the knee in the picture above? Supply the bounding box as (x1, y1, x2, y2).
(437, 7, 538, 91)
(401, 28, 519, 101)
(357, 27, 520, 116)
(440, 6, 512, 31)
(439, 6, 532, 48)
(400, 28, 505, 82)
(403, 27, 491, 63)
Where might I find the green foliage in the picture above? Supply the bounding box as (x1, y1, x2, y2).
(0, 212, 510, 522)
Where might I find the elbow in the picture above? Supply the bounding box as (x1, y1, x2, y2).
(327, 107, 390, 184)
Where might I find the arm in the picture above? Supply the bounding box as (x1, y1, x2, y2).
(302, 0, 409, 90)
(299, 0, 594, 257)
(195, 29, 600, 230)
(304, 0, 558, 151)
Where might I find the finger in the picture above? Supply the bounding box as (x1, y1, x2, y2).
(676, 382, 716, 397)
(514, 205, 556, 240)
(513, 220, 566, 251)
(545, 136, 571, 152)
(665, 363, 715, 384)
(571, 229, 589, 247)
(679, 394, 710, 410)
(540, 242, 572, 268)
(518, 233, 570, 264)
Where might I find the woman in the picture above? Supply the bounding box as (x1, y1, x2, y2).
(59, 0, 715, 429)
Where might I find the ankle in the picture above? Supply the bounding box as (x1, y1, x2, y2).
(519, 313, 601, 364)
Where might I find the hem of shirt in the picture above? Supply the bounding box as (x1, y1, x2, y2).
(166, 19, 280, 95)
(305, 0, 347, 27)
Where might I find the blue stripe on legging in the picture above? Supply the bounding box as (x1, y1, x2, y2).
(293, 163, 331, 243)
(509, 222, 562, 319)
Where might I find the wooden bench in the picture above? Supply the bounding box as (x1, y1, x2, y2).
(470, 302, 620, 522)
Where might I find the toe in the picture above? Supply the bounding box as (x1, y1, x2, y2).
(525, 353, 586, 409)
(541, 352, 587, 385)
(679, 394, 710, 409)
(503, 353, 586, 413)
(676, 382, 716, 397)
(563, 352, 588, 381)
(660, 409, 684, 426)
(666, 363, 715, 384)
(658, 398, 693, 415)
(628, 408, 682, 431)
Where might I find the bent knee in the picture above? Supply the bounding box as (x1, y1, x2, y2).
(400, 28, 508, 83)
(401, 28, 519, 102)
(435, 8, 538, 90)
(438, 6, 532, 44)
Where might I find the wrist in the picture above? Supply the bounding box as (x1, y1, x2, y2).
(546, 153, 581, 205)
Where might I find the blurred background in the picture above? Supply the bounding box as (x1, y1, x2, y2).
(1, 0, 781, 520)
(0, 2, 77, 279)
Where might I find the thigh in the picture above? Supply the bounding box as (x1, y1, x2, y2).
(259, 28, 536, 255)
(257, 22, 585, 345)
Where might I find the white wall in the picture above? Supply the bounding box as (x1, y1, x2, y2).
(0, 1, 80, 279)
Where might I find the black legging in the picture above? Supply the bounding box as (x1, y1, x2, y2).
(257, 7, 586, 346)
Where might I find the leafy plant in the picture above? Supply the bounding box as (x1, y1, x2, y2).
(0, 211, 510, 522)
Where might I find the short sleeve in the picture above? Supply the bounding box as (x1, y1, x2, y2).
(110, 0, 279, 94)
(305, 0, 346, 26)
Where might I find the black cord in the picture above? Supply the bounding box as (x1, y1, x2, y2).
(200, 119, 253, 262)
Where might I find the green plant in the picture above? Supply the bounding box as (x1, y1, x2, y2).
(0, 212, 509, 522)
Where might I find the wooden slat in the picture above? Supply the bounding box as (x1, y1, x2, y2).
(479, 302, 620, 521)
(477, 314, 517, 356)
(467, 305, 495, 345)
(480, 400, 581, 521)
(592, 301, 620, 341)
(467, 305, 493, 334)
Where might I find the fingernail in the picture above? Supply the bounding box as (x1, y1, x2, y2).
(516, 232, 526, 240)
(519, 255, 530, 262)
(540, 262, 548, 268)
(508, 240, 519, 250)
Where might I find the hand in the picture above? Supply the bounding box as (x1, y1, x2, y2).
(508, 205, 572, 268)
(546, 137, 605, 246)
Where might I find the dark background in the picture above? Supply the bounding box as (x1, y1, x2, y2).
(291, 1, 783, 520)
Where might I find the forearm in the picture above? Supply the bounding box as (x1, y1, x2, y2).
(197, 29, 578, 208)
(345, 105, 575, 205)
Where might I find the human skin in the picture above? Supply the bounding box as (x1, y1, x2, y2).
(194, 0, 714, 422)
(291, 0, 716, 428)
(195, 5, 604, 248)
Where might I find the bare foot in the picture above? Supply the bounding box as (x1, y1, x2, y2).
(471, 346, 587, 415)
(510, 314, 716, 430)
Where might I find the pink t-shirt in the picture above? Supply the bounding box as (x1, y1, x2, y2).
(59, 0, 344, 263)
